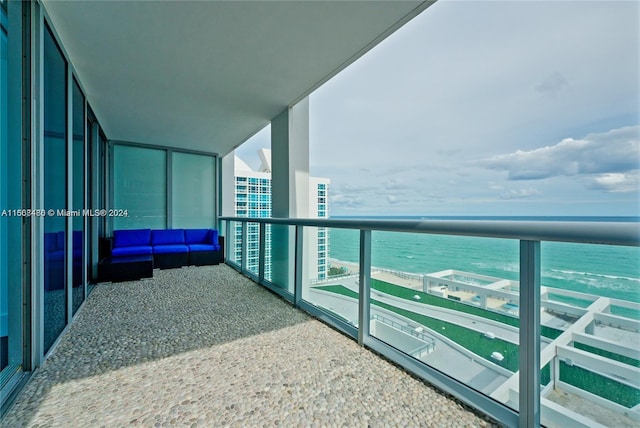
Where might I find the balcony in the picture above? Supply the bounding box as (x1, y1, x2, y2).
(3, 2, 636, 425)
(1, 264, 495, 427)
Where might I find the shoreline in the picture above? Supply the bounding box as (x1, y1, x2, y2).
(327, 258, 640, 312)
(328, 258, 640, 307)
(329, 258, 423, 289)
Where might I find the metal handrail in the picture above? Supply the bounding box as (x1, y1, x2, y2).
(219, 217, 640, 247)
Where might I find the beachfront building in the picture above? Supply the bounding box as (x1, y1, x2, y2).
(230, 149, 330, 280)
(1, 2, 637, 427)
(230, 149, 329, 282)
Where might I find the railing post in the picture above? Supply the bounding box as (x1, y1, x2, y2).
(258, 222, 266, 284)
(294, 225, 303, 307)
(358, 230, 371, 346)
(241, 221, 248, 274)
(519, 240, 540, 428)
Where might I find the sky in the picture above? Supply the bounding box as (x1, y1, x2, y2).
(236, 0, 640, 217)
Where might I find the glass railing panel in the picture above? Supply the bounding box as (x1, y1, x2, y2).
(218, 219, 226, 257)
(540, 242, 640, 428)
(227, 220, 241, 267)
(265, 223, 294, 294)
(244, 222, 260, 277)
(369, 231, 520, 409)
(302, 227, 359, 327)
(264, 223, 272, 282)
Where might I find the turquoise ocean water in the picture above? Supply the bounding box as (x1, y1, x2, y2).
(327, 217, 640, 304)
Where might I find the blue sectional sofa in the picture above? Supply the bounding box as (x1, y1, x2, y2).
(110, 228, 223, 270)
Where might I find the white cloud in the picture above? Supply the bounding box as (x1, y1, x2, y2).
(585, 171, 640, 193)
(499, 188, 541, 200)
(479, 126, 639, 181)
(383, 178, 407, 191)
(330, 193, 365, 210)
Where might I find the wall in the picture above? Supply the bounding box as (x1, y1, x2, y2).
(112, 143, 217, 231)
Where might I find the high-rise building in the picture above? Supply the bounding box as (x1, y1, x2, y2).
(233, 149, 329, 281)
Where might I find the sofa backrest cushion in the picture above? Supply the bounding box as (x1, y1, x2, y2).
(113, 229, 151, 248)
(44, 232, 61, 251)
(185, 229, 210, 244)
(152, 229, 185, 245)
(58, 231, 66, 247)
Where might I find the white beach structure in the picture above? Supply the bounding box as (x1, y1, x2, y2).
(424, 269, 519, 311)
(312, 266, 640, 427)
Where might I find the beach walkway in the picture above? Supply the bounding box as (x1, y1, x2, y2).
(2, 264, 498, 427)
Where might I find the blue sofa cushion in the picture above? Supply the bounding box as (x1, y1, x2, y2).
(47, 250, 65, 262)
(210, 229, 219, 246)
(188, 244, 220, 252)
(114, 229, 151, 247)
(153, 244, 189, 254)
(112, 246, 153, 257)
(152, 229, 185, 245)
(185, 229, 209, 244)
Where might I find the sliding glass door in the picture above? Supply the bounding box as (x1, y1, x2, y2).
(43, 24, 67, 353)
(172, 151, 215, 229)
(87, 109, 106, 285)
(112, 144, 217, 231)
(71, 80, 84, 315)
(113, 145, 167, 230)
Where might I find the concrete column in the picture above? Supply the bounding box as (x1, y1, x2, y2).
(270, 98, 310, 291)
(219, 152, 236, 263)
(220, 151, 236, 218)
(271, 97, 310, 218)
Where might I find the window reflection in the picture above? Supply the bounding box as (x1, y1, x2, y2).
(43, 25, 67, 353)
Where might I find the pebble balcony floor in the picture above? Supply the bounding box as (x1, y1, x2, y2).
(2, 264, 501, 427)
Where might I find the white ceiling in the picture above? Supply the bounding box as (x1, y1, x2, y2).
(43, 1, 433, 156)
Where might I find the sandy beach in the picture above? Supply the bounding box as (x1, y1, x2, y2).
(329, 258, 424, 290)
(328, 258, 515, 308)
